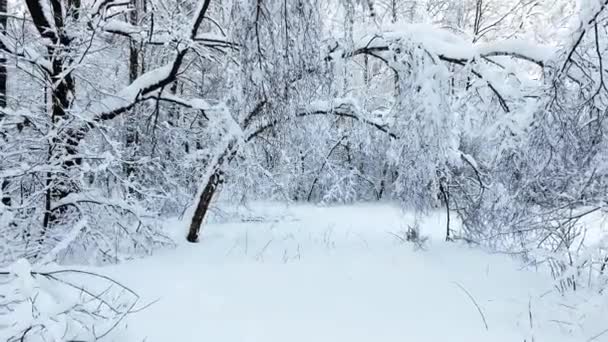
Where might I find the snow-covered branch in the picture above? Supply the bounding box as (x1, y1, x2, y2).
(297, 98, 397, 140)
(342, 25, 554, 67)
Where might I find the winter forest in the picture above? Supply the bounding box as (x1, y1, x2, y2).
(2, 0, 608, 340)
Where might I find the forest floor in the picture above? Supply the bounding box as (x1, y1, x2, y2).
(103, 203, 607, 342)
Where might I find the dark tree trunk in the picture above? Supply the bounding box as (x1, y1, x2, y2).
(0, 0, 6, 109)
(0, 0, 9, 207)
(26, 0, 79, 248)
(186, 170, 221, 243)
(187, 141, 238, 243)
(186, 100, 265, 242)
(125, 0, 142, 186)
(391, 0, 400, 97)
(439, 182, 451, 241)
(128, 0, 143, 83)
(378, 163, 389, 200)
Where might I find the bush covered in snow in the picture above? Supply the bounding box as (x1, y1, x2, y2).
(0, 259, 139, 341)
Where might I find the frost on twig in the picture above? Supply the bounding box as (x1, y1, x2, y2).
(0, 259, 140, 342)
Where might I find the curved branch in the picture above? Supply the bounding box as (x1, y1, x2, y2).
(191, 0, 212, 39)
(297, 103, 397, 140)
(561, 0, 608, 73)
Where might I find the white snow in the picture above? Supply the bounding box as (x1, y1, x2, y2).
(102, 20, 142, 36)
(86, 63, 176, 119)
(35, 219, 87, 267)
(355, 24, 556, 65)
(86, 203, 608, 342)
(303, 97, 392, 133)
(476, 39, 555, 64)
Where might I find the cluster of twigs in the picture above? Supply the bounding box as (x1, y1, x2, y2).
(0, 266, 144, 342)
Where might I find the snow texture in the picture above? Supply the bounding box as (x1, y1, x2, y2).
(355, 23, 556, 65)
(92, 204, 608, 342)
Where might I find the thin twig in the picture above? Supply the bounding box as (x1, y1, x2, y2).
(452, 281, 489, 330)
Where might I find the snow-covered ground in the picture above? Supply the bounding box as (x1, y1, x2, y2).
(101, 203, 607, 342)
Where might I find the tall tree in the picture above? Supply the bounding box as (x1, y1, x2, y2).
(0, 0, 8, 208)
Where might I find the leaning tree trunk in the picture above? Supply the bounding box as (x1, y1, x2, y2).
(186, 141, 238, 243)
(186, 98, 267, 242)
(186, 169, 222, 243)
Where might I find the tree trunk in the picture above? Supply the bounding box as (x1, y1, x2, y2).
(0, 0, 9, 207)
(391, 0, 400, 97)
(25, 0, 79, 249)
(0, 0, 6, 109)
(439, 182, 451, 241)
(125, 0, 143, 187)
(378, 162, 389, 200)
(187, 141, 238, 242)
(186, 170, 221, 242)
(186, 100, 265, 242)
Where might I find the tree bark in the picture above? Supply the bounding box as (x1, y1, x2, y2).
(186, 141, 237, 243)
(391, 0, 400, 97)
(125, 0, 143, 187)
(439, 182, 451, 241)
(0, 0, 6, 110)
(25, 0, 79, 247)
(186, 100, 266, 242)
(0, 0, 9, 207)
(186, 170, 222, 243)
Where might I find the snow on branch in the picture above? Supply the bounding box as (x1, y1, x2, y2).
(0, 32, 52, 72)
(561, 0, 608, 73)
(0, 259, 140, 341)
(341, 24, 555, 67)
(49, 192, 145, 217)
(101, 19, 143, 37)
(330, 24, 553, 113)
(85, 0, 217, 125)
(192, 34, 239, 50)
(86, 51, 187, 124)
(297, 98, 397, 139)
(92, 0, 131, 16)
(438, 55, 511, 112)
